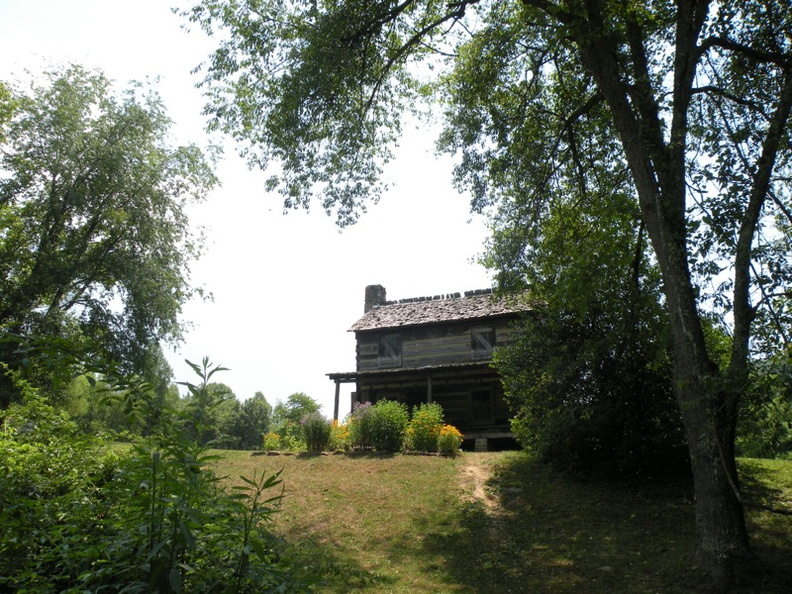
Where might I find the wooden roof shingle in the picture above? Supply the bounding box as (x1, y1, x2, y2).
(349, 289, 530, 332)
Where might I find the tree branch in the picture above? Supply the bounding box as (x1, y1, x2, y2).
(362, 0, 480, 117)
(699, 35, 792, 69)
(691, 85, 767, 118)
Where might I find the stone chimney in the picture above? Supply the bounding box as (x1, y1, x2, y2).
(364, 284, 387, 313)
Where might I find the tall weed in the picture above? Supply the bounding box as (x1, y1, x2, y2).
(0, 359, 304, 592)
(302, 411, 331, 452)
(370, 399, 409, 452)
(347, 401, 376, 449)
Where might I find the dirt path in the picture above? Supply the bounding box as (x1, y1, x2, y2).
(459, 454, 500, 513)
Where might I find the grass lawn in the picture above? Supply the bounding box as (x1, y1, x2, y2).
(213, 451, 792, 593)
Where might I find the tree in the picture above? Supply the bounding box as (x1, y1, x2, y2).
(271, 392, 321, 447)
(0, 66, 217, 403)
(272, 392, 321, 426)
(182, 380, 237, 446)
(182, 0, 792, 587)
(228, 391, 273, 449)
(490, 189, 686, 477)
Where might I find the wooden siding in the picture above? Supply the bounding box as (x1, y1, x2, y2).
(356, 319, 517, 372)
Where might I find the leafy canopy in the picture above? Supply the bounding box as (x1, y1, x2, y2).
(182, 1, 792, 585)
(0, 65, 218, 392)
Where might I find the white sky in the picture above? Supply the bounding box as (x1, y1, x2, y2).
(0, 0, 492, 416)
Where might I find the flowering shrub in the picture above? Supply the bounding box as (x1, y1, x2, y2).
(347, 402, 376, 449)
(301, 411, 331, 452)
(262, 432, 281, 451)
(406, 402, 445, 452)
(329, 419, 350, 451)
(370, 400, 409, 452)
(437, 424, 463, 455)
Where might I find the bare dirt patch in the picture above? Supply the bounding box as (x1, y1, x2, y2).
(459, 454, 501, 513)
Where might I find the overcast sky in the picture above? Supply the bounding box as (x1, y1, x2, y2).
(0, 0, 493, 416)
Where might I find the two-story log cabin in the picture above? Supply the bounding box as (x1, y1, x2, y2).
(328, 285, 530, 450)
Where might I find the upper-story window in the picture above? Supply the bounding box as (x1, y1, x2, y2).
(471, 326, 495, 358)
(378, 333, 402, 367)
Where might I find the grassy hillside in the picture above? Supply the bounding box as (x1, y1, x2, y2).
(214, 451, 792, 593)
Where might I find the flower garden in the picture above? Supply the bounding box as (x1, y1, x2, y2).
(263, 400, 464, 455)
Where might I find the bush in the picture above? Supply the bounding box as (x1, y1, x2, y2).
(407, 402, 445, 452)
(0, 360, 304, 593)
(263, 432, 282, 451)
(275, 420, 306, 451)
(347, 401, 376, 449)
(438, 424, 464, 455)
(737, 356, 792, 459)
(302, 411, 332, 452)
(498, 306, 688, 478)
(329, 419, 350, 451)
(370, 400, 409, 452)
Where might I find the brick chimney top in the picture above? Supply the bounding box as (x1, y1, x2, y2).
(364, 284, 387, 313)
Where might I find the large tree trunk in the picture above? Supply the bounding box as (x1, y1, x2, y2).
(563, 2, 753, 587)
(651, 217, 752, 590)
(670, 326, 751, 590)
(682, 391, 751, 588)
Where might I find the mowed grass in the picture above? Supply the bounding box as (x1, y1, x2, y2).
(214, 451, 792, 593)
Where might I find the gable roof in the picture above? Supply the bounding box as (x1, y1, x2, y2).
(349, 289, 530, 332)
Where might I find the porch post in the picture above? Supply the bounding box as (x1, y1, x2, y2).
(333, 380, 340, 421)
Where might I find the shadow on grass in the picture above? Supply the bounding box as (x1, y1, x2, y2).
(739, 459, 791, 511)
(418, 453, 706, 594)
(293, 451, 403, 460)
(266, 453, 791, 593)
(737, 459, 792, 590)
(278, 531, 401, 592)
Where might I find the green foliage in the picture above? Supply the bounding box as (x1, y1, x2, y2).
(407, 402, 445, 453)
(227, 391, 273, 450)
(63, 347, 181, 438)
(0, 81, 18, 142)
(329, 419, 351, 452)
(0, 362, 303, 592)
(262, 432, 282, 452)
(301, 411, 332, 453)
(180, 0, 433, 225)
(0, 65, 217, 405)
(273, 392, 321, 426)
(271, 393, 320, 451)
(178, 359, 232, 447)
(737, 355, 792, 459)
(370, 399, 409, 452)
(499, 304, 687, 478)
(347, 401, 376, 449)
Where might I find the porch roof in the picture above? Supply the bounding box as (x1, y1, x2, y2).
(327, 360, 495, 383)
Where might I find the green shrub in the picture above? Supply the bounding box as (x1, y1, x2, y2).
(272, 393, 320, 451)
(275, 420, 306, 451)
(737, 356, 792, 459)
(407, 402, 445, 452)
(347, 401, 376, 449)
(302, 411, 332, 452)
(370, 399, 409, 452)
(0, 360, 305, 593)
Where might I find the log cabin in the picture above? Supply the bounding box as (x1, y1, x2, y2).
(328, 285, 531, 450)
